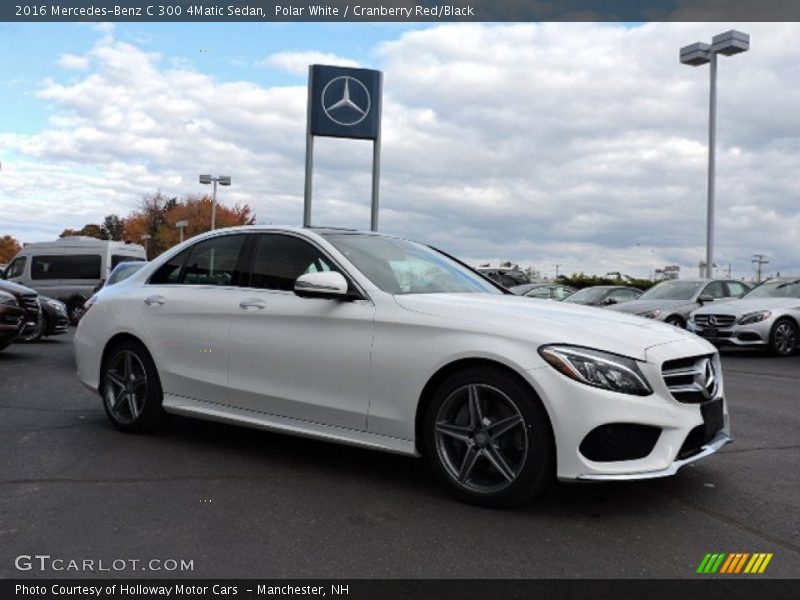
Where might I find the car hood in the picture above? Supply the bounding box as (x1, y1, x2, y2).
(693, 297, 800, 316)
(606, 299, 694, 315)
(0, 279, 37, 297)
(393, 293, 699, 361)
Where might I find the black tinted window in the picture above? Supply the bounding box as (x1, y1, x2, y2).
(248, 234, 337, 291)
(181, 235, 245, 286)
(6, 257, 25, 279)
(31, 255, 101, 280)
(149, 248, 190, 284)
(112, 254, 145, 268)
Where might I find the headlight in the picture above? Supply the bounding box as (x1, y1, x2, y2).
(0, 295, 18, 307)
(638, 309, 662, 319)
(539, 345, 653, 396)
(45, 298, 66, 312)
(738, 310, 772, 325)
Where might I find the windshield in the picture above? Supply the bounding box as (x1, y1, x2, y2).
(639, 281, 702, 301)
(564, 287, 607, 304)
(108, 262, 145, 286)
(324, 234, 501, 295)
(743, 279, 800, 299)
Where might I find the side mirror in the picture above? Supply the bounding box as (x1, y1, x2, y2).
(698, 294, 714, 304)
(294, 271, 350, 300)
(604, 297, 618, 305)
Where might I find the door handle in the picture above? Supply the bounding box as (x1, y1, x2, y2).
(239, 298, 266, 310)
(144, 295, 166, 306)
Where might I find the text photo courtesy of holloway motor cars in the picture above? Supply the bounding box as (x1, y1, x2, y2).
(1, 2, 799, 598)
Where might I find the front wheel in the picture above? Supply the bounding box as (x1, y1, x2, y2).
(770, 318, 798, 357)
(67, 297, 86, 325)
(18, 313, 46, 343)
(422, 366, 554, 508)
(665, 316, 685, 328)
(101, 340, 165, 433)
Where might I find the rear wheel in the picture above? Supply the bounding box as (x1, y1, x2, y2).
(101, 340, 165, 433)
(423, 366, 554, 508)
(770, 318, 798, 357)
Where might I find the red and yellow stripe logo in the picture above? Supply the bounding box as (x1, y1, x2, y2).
(697, 552, 773, 574)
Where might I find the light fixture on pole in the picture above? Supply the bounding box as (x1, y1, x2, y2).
(175, 220, 189, 243)
(680, 30, 749, 279)
(199, 174, 232, 231)
(140, 234, 152, 259)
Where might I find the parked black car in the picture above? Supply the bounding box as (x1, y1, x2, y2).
(0, 291, 25, 351)
(19, 295, 69, 342)
(563, 285, 643, 307)
(0, 279, 41, 340)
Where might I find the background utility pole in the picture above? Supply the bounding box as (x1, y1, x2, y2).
(553, 264, 561, 279)
(752, 254, 769, 283)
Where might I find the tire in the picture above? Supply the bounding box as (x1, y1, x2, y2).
(67, 296, 86, 325)
(18, 313, 46, 343)
(769, 318, 798, 357)
(100, 340, 165, 433)
(665, 316, 685, 328)
(422, 366, 554, 508)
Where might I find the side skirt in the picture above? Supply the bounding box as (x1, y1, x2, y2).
(162, 393, 417, 456)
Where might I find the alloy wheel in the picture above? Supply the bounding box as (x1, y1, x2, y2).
(774, 322, 797, 355)
(104, 350, 149, 424)
(434, 383, 529, 494)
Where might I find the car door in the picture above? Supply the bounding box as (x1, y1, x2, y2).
(227, 233, 375, 430)
(139, 233, 247, 404)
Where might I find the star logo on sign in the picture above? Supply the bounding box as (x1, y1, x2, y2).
(321, 76, 371, 127)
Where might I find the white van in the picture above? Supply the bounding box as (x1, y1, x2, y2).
(3, 237, 146, 322)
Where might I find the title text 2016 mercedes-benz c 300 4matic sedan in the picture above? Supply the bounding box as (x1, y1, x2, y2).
(75, 227, 731, 507)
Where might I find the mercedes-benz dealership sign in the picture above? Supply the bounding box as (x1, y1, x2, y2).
(311, 66, 382, 139)
(304, 64, 384, 230)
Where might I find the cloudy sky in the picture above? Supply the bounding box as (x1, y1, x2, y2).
(1, 22, 798, 279)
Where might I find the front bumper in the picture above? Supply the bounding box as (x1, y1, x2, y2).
(577, 431, 732, 480)
(524, 339, 730, 481)
(687, 319, 770, 347)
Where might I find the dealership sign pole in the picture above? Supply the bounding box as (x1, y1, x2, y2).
(304, 65, 383, 231)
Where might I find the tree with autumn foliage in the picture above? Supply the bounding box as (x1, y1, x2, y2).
(123, 192, 255, 259)
(0, 235, 22, 264)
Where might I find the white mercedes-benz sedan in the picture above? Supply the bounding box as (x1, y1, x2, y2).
(75, 226, 730, 506)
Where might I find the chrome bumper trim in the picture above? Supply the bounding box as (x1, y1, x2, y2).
(576, 432, 732, 481)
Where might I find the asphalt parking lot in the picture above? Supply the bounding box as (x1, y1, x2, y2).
(1, 331, 798, 579)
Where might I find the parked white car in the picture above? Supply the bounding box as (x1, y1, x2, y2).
(75, 226, 729, 506)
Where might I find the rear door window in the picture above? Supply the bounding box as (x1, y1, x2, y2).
(180, 235, 246, 287)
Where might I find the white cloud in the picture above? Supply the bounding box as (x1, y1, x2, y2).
(56, 54, 90, 70)
(2, 23, 799, 280)
(261, 50, 359, 75)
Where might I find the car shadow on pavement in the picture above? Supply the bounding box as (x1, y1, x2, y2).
(147, 413, 700, 517)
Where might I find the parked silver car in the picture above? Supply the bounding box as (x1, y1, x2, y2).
(688, 278, 800, 356)
(607, 278, 750, 328)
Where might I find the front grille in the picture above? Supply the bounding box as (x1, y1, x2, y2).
(693, 314, 736, 328)
(662, 354, 719, 403)
(579, 424, 661, 462)
(20, 294, 40, 316)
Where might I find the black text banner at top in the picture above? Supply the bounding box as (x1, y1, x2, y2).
(4, 0, 800, 22)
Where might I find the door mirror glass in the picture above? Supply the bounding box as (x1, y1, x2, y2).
(698, 294, 715, 304)
(294, 271, 349, 299)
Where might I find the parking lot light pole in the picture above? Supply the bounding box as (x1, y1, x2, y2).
(175, 220, 189, 243)
(140, 234, 152, 259)
(199, 174, 232, 231)
(680, 30, 750, 279)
